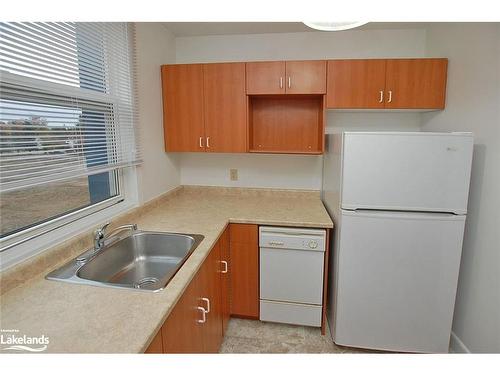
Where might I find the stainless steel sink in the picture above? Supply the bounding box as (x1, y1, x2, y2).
(46, 231, 204, 292)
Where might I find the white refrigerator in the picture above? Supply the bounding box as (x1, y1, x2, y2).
(322, 132, 473, 353)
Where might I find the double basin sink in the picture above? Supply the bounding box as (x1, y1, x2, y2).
(47, 229, 204, 292)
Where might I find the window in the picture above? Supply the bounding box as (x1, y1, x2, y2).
(0, 23, 139, 247)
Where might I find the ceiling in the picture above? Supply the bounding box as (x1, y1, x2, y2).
(162, 22, 429, 37)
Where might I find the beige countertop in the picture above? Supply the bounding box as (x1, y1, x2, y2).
(0, 186, 333, 353)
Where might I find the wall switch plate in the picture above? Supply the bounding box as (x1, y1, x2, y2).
(230, 168, 238, 181)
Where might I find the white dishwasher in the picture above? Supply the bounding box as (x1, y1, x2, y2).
(259, 226, 326, 327)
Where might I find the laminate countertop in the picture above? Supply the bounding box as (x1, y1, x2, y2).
(0, 186, 333, 353)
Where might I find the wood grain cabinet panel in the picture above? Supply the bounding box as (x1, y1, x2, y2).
(229, 224, 259, 319)
(327, 59, 387, 109)
(249, 96, 324, 154)
(203, 63, 247, 152)
(246, 61, 286, 94)
(161, 64, 205, 152)
(161, 270, 204, 353)
(144, 330, 163, 353)
(220, 227, 231, 335)
(198, 240, 223, 353)
(285, 60, 326, 94)
(161, 238, 225, 353)
(385, 58, 448, 109)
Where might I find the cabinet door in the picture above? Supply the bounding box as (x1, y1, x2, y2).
(326, 59, 386, 109)
(246, 61, 286, 94)
(385, 58, 448, 109)
(144, 330, 163, 353)
(161, 64, 205, 152)
(203, 63, 247, 152)
(285, 60, 326, 94)
(229, 224, 259, 318)
(198, 242, 223, 353)
(220, 227, 231, 334)
(162, 271, 204, 353)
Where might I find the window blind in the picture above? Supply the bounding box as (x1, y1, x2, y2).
(0, 22, 140, 193)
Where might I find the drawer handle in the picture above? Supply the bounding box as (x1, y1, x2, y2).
(197, 306, 206, 324)
(388, 90, 393, 103)
(199, 136, 204, 148)
(379, 90, 384, 103)
(200, 297, 210, 313)
(280, 77, 283, 89)
(221, 260, 228, 274)
(206, 136, 210, 148)
(288, 76, 291, 88)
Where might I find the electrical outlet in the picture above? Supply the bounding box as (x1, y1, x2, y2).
(230, 168, 238, 181)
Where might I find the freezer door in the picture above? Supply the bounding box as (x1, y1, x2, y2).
(333, 210, 465, 353)
(341, 132, 473, 214)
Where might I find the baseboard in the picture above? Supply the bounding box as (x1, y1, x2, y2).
(450, 331, 470, 353)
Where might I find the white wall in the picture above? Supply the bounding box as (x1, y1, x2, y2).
(175, 29, 425, 190)
(421, 23, 500, 353)
(179, 153, 323, 190)
(175, 29, 426, 63)
(135, 23, 180, 203)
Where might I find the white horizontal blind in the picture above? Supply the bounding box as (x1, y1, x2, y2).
(0, 22, 140, 192)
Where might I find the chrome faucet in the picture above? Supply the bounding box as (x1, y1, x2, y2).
(76, 222, 138, 264)
(94, 222, 111, 251)
(93, 222, 138, 252)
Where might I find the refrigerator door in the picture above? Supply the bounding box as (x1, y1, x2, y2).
(333, 210, 465, 353)
(341, 132, 473, 214)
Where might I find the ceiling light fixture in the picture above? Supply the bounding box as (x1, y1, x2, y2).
(303, 22, 368, 31)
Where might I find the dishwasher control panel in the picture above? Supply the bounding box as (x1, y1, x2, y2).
(259, 226, 326, 252)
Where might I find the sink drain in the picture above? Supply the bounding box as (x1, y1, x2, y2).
(134, 277, 160, 289)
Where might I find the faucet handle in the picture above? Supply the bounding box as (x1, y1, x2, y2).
(95, 222, 111, 237)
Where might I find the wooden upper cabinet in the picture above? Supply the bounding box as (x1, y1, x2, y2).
(285, 60, 326, 94)
(327, 58, 448, 109)
(327, 59, 386, 109)
(246, 60, 326, 95)
(246, 61, 286, 94)
(203, 63, 247, 152)
(161, 64, 205, 152)
(385, 58, 448, 109)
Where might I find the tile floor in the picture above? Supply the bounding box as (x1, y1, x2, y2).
(219, 318, 382, 354)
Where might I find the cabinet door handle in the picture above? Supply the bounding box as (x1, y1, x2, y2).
(288, 76, 291, 88)
(388, 90, 393, 103)
(279, 77, 283, 89)
(199, 136, 204, 148)
(379, 90, 384, 103)
(206, 137, 210, 148)
(197, 306, 206, 324)
(200, 297, 210, 313)
(221, 260, 228, 274)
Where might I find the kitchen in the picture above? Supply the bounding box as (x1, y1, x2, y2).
(0, 2, 499, 373)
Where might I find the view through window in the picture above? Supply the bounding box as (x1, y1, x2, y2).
(0, 22, 137, 239)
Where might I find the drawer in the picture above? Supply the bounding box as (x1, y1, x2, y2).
(260, 300, 322, 327)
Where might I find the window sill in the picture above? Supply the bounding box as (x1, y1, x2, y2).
(0, 198, 137, 272)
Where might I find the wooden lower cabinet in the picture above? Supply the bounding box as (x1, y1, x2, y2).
(229, 224, 259, 319)
(199, 240, 223, 353)
(155, 231, 226, 353)
(146, 224, 259, 353)
(219, 227, 231, 335)
(145, 330, 163, 353)
(161, 270, 204, 353)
